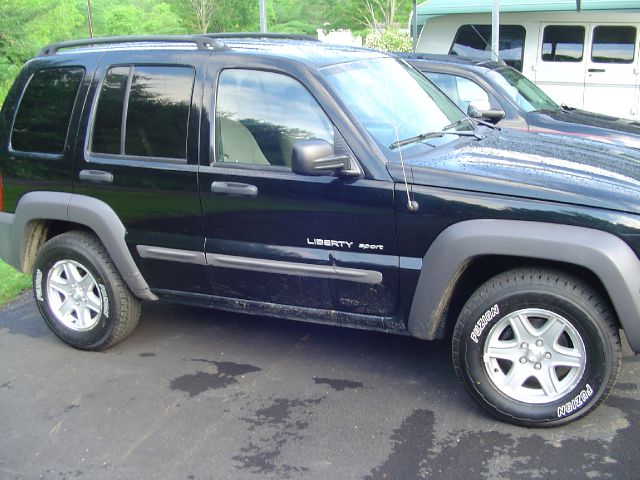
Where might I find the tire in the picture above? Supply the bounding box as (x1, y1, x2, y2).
(32, 231, 141, 350)
(452, 268, 621, 427)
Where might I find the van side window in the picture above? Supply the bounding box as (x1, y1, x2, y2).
(215, 69, 334, 168)
(91, 65, 194, 160)
(449, 25, 526, 71)
(542, 26, 585, 62)
(591, 26, 636, 64)
(11, 67, 84, 155)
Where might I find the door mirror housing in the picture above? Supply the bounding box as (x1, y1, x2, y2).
(292, 139, 351, 176)
(467, 101, 505, 123)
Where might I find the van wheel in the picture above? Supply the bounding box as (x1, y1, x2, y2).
(452, 268, 621, 427)
(33, 231, 141, 350)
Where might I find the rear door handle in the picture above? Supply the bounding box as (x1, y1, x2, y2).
(79, 169, 114, 184)
(211, 181, 258, 197)
(588, 68, 606, 73)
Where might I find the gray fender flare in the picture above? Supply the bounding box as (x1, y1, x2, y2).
(408, 219, 640, 353)
(11, 192, 157, 301)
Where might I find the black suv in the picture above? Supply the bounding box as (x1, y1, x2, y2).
(401, 53, 640, 149)
(1, 35, 640, 427)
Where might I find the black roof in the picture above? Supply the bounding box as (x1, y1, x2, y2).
(396, 52, 506, 71)
(38, 34, 386, 68)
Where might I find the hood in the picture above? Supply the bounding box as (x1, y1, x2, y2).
(396, 129, 640, 214)
(532, 108, 640, 148)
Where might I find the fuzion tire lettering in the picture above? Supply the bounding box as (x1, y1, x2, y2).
(470, 304, 499, 343)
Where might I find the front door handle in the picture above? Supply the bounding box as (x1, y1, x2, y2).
(79, 169, 114, 184)
(588, 68, 606, 73)
(211, 181, 258, 197)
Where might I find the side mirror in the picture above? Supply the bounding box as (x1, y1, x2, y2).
(292, 139, 351, 176)
(467, 101, 505, 123)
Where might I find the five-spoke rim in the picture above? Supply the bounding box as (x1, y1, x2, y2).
(46, 260, 102, 331)
(483, 308, 586, 404)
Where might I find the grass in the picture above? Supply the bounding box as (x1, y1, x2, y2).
(0, 259, 31, 307)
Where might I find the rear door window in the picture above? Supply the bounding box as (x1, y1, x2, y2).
(91, 65, 194, 160)
(591, 26, 636, 64)
(11, 67, 84, 154)
(449, 25, 526, 71)
(542, 26, 585, 62)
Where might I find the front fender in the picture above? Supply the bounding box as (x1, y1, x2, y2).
(408, 219, 640, 353)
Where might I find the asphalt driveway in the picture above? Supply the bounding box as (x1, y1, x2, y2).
(1, 294, 639, 479)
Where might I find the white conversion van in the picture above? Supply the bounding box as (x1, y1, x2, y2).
(414, 1, 640, 120)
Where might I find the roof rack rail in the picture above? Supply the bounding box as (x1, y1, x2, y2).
(39, 35, 226, 56)
(201, 32, 319, 42)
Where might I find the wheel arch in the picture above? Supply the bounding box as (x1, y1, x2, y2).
(11, 192, 157, 301)
(408, 219, 640, 353)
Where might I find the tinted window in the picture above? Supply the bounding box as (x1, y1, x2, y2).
(449, 25, 526, 71)
(12, 67, 84, 154)
(592, 26, 636, 64)
(92, 67, 129, 155)
(215, 70, 334, 168)
(542, 26, 585, 62)
(125, 66, 193, 159)
(91, 65, 194, 160)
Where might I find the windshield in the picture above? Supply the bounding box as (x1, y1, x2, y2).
(321, 57, 468, 155)
(487, 67, 559, 113)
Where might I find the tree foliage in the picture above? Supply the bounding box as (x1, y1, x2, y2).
(0, 0, 414, 104)
(365, 28, 412, 52)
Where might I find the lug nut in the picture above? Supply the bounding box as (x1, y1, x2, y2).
(521, 342, 529, 349)
(534, 362, 542, 370)
(536, 339, 543, 347)
(544, 352, 552, 359)
(519, 357, 527, 364)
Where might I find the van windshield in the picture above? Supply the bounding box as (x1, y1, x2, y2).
(321, 57, 469, 156)
(487, 67, 559, 113)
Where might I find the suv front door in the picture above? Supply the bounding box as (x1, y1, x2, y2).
(198, 67, 399, 319)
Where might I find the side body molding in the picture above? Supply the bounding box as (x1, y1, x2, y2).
(408, 219, 640, 353)
(10, 192, 157, 301)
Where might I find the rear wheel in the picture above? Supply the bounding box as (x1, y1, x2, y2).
(452, 268, 621, 427)
(33, 231, 141, 350)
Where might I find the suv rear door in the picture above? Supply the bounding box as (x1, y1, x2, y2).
(73, 51, 209, 294)
(198, 65, 399, 319)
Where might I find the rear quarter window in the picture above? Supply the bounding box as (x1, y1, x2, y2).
(11, 67, 84, 155)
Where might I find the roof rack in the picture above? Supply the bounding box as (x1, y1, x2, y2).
(39, 35, 226, 56)
(201, 32, 319, 42)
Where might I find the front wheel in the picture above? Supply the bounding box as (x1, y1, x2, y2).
(452, 268, 621, 427)
(33, 231, 141, 350)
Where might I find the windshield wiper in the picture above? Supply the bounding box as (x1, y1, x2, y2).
(389, 131, 446, 149)
(443, 117, 475, 132)
(390, 122, 481, 150)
